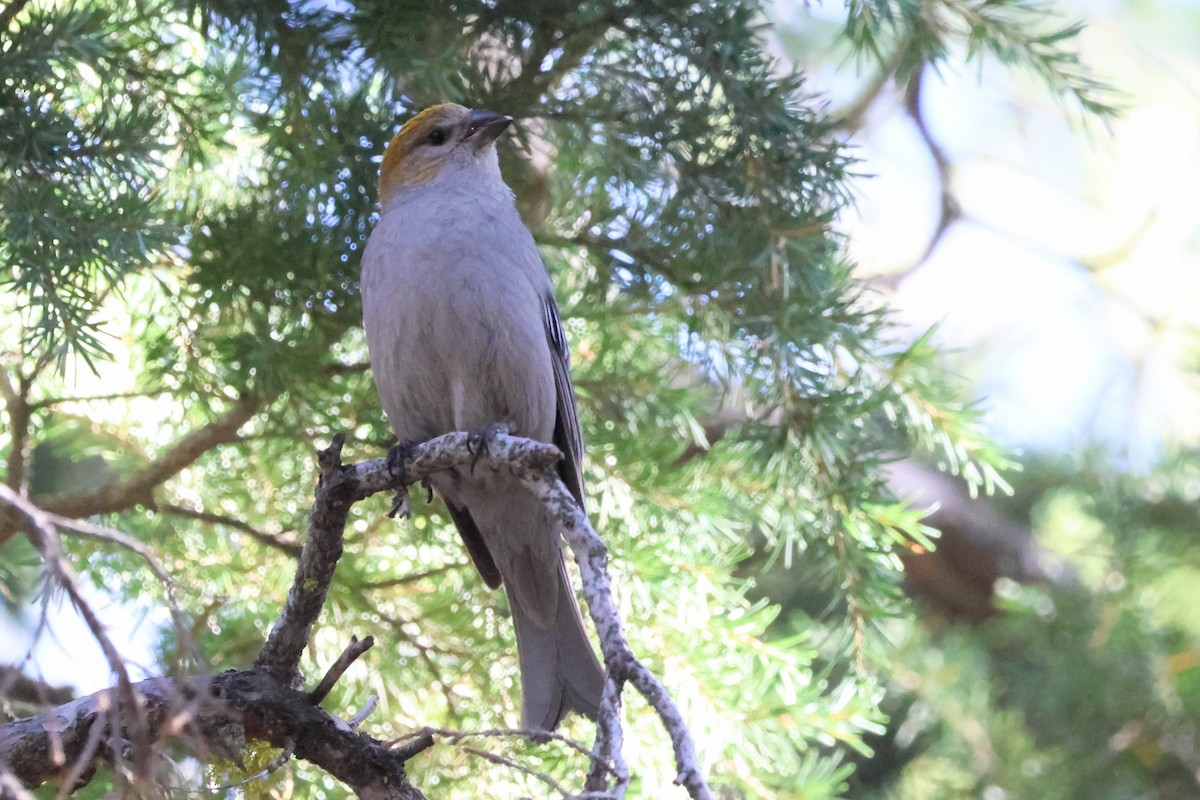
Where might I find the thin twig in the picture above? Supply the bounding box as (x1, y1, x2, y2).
(156, 501, 302, 557)
(0, 764, 37, 800)
(320, 431, 714, 799)
(404, 726, 599, 764)
(459, 745, 570, 797)
(28, 388, 168, 412)
(380, 612, 464, 721)
(388, 732, 434, 762)
(0, 485, 151, 775)
(308, 636, 375, 704)
(47, 514, 170, 585)
(585, 678, 626, 796)
(0, 0, 32, 43)
(346, 696, 378, 730)
(361, 562, 464, 589)
(833, 42, 911, 132)
(902, 63, 960, 265)
(41, 511, 203, 673)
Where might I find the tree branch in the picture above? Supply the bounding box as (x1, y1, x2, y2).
(309, 637, 375, 705)
(1, 434, 427, 799)
(0, 670, 426, 800)
(154, 501, 302, 557)
(0, 0, 31, 36)
(899, 63, 960, 271)
(1, 371, 32, 495)
(284, 431, 714, 799)
(2, 430, 713, 799)
(0, 484, 151, 773)
(523, 463, 711, 800)
(34, 395, 262, 520)
(253, 432, 359, 681)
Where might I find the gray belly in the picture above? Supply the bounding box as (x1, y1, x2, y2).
(366, 274, 556, 445)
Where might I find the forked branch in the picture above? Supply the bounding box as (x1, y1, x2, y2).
(1, 431, 712, 800)
(323, 431, 715, 800)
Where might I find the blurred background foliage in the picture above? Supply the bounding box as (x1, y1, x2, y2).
(1, 0, 1197, 798)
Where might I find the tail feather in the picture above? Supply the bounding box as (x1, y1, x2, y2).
(509, 560, 605, 730)
(437, 471, 605, 730)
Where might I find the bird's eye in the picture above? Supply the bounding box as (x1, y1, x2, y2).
(427, 127, 448, 146)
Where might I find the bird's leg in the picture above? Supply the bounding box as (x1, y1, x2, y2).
(466, 421, 511, 472)
(386, 441, 418, 519)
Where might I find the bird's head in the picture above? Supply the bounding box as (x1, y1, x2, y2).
(378, 103, 512, 207)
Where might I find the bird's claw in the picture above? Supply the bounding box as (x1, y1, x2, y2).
(386, 441, 418, 519)
(388, 491, 411, 519)
(466, 422, 510, 472)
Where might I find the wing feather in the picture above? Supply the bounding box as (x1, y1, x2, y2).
(541, 292, 586, 508)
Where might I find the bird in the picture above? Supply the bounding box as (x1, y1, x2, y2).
(360, 103, 606, 731)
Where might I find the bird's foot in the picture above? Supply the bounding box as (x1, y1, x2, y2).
(466, 422, 511, 472)
(386, 441, 417, 519)
(386, 440, 417, 480)
(388, 491, 410, 519)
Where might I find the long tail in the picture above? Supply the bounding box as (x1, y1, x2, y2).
(435, 470, 606, 730)
(508, 559, 606, 730)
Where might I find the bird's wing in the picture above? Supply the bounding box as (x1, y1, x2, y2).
(444, 500, 502, 589)
(541, 291, 586, 509)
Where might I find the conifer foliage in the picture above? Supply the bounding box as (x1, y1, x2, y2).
(0, 1, 1109, 797)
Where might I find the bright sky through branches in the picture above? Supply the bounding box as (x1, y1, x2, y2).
(772, 0, 1200, 467)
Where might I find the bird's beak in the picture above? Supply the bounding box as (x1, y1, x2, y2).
(464, 109, 512, 149)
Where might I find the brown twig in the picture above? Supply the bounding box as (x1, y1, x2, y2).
(833, 42, 911, 133)
(460, 745, 570, 796)
(361, 562, 463, 589)
(307, 431, 711, 800)
(155, 501, 302, 557)
(44, 513, 170, 586)
(0, 0, 32, 39)
(903, 63, 961, 266)
(34, 395, 262, 520)
(254, 433, 356, 681)
(404, 725, 599, 763)
(35, 510, 203, 673)
(309, 636, 375, 704)
(0, 485, 150, 773)
(0, 670, 428, 799)
(387, 733, 434, 762)
(379, 612, 464, 721)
